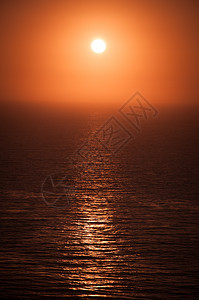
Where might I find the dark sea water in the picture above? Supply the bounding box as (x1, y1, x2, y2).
(0, 103, 199, 299)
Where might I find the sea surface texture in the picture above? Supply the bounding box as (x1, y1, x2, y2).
(0, 104, 199, 299)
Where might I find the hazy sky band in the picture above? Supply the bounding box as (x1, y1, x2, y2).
(1, 0, 198, 106)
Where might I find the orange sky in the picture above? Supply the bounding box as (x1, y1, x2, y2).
(1, 0, 198, 107)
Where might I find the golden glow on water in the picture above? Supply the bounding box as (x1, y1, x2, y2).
(61, 192, 117, 294)
(58, 142, 139, 296)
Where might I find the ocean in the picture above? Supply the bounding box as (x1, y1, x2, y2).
(0, 102, 199, 299)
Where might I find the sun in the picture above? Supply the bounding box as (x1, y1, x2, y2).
(91, 39, 106, 54)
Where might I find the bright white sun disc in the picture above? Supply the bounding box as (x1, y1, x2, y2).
(91, 39, 106, 53)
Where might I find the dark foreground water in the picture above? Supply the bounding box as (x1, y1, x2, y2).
(0, 104, 199, 299)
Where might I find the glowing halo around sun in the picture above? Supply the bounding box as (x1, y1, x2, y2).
(91, 39, 106, 53)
